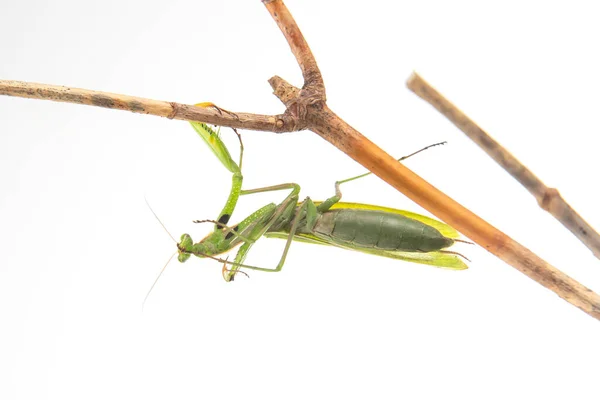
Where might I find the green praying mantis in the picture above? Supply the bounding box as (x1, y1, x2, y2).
(157, 103, 470, 284)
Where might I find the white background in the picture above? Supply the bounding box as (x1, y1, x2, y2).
(1, 0, 599, 399)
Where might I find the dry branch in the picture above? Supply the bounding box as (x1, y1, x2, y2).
(0, 80, 295, 132)
(0, 0, 599, 320)
(407, 72, 600, 260)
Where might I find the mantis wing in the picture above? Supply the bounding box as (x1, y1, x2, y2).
(265, 231, 468, 270)
(265, 202, 468, 270)
(328, 241, 469, 270)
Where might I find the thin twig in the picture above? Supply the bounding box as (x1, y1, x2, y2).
(406, 72, 600, 260)
(0, 80, 296, 132)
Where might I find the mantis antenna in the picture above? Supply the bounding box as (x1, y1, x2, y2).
(142, 252, 177, 311)
(143, 196, 178, 310)
(144, 196, 176, 243)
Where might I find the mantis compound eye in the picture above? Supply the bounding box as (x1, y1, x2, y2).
(178, 233, 193, 248)
(176, 234, 194, 263)
(177, 252, 191, 263)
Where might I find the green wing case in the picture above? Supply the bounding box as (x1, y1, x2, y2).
(265, 202, 468, 270)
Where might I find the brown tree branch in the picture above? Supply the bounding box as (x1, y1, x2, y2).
(407, 72, 600, 261)
(264, 0, 325, 97)
(0, 80, 296, 132)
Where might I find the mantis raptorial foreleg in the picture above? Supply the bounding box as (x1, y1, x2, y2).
(189, 103, 244, 230)
(194, 102, 239, 121)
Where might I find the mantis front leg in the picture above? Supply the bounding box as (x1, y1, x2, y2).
(189, 105, 245, 230)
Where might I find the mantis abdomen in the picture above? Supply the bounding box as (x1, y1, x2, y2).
(308, 209, 454, 252)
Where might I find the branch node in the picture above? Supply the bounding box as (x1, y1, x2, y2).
(539, 188, 560, 212)
(167, 102, 178, 119)
(269, 75, 299, 103)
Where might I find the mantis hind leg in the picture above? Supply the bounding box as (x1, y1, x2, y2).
(317, 141, 447, 213)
